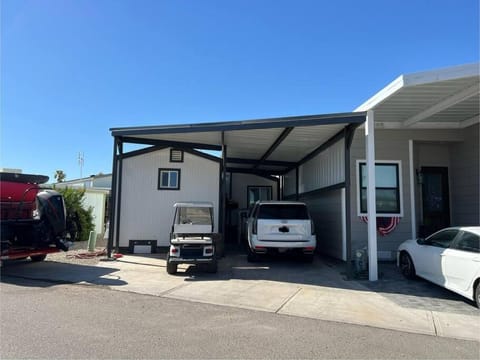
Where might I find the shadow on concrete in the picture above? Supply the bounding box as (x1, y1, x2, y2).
(0, 260, 127, 287)
(176, 250, 479, 314)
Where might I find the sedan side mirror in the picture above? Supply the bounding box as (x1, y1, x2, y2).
(416, 238, 426, 245)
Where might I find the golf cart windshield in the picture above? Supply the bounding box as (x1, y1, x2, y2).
(176, 206, 213, 225)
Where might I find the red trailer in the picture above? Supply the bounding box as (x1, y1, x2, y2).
(0, 172, 70, 263)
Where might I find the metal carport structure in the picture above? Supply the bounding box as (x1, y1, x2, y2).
(108, 111, 374, 278)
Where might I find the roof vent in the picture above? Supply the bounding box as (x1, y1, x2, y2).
(170, 149, 184, 163)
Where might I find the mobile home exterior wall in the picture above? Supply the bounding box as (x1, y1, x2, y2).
(349, 125, 478, 260)
(118, 148, 220, 249)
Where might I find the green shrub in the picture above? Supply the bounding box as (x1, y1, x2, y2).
(56, 187, 94, 242)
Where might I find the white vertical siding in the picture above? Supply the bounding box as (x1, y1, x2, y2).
(119, 149, 220, 247)
(300, 139, 345, 193)
(284, 139, 345, 197)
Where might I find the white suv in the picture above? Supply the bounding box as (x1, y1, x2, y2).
(246, 201, 316, 262)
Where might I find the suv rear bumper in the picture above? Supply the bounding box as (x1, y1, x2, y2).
(249, 235, 316, 254)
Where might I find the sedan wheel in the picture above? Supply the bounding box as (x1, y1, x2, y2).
(400, 252, 416, 279)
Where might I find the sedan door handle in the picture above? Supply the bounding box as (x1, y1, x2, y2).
(472, 258, 480, 262)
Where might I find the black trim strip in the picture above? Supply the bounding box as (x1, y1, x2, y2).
(253, 127, 294, 169)
(120, 136, 222, 151)
(227, 167, 284, 177)
(121, 145, 221, 163)
(111, 113, 366, 136)
(284, 182, 346, 200)
(226, 157, 296, 167)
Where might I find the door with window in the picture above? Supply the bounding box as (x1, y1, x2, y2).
(247, 186, 272, 208)
(421, 167, 450, 236)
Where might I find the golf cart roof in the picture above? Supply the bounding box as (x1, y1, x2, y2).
(173, 201, 214, 208)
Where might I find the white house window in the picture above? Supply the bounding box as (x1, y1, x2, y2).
(158, 169, 180, 190)
(358, 161, 402, 215)
(247, 186, 272, 207)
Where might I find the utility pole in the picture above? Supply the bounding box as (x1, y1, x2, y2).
(78, 152, 84, 178)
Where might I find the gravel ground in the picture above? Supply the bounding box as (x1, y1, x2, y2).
(46, 238, 109, 266)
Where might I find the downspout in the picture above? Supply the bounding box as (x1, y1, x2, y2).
(107, 137, 119, 258)
(366, 110, 378, 281)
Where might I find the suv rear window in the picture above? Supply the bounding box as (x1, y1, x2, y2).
(257, 204, 309, 220)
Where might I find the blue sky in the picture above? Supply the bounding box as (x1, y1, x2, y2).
(1, 0, 478, 182)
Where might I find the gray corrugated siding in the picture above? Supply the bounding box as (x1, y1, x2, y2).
(450, 123, 479, 225)
(349, 127, 477, 260)
(300, 189, 344, 259)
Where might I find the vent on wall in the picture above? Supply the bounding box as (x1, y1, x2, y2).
(170, 149, 184, 163)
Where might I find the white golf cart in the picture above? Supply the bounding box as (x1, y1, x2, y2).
(166, 202, 220, 274)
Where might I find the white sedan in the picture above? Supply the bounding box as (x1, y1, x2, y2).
(397, 226, 480, 308)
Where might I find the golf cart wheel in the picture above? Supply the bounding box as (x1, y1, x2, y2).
(166, 256, 177, 275)
(399, 252, 416, 279)
(475, 281, 480, 309)
(30, 254, 47, 262)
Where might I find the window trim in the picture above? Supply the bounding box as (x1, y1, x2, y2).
(158, 168, 181, 190)
(356, 160, 403, 217)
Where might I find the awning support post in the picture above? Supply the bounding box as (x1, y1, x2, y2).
(366, 110, 378, 281)
(220, 132, 227, 238)
(409, 140, 417, 241)
(107, 137, 120, 258)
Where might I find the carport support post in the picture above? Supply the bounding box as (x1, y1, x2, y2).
(344, 125, 354, 279)
(220, 132, 227, 240)
(107, 137, 120, 258)
(366, 110, 378, 281)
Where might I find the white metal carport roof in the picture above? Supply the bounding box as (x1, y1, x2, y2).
(355, 63, 479, 128)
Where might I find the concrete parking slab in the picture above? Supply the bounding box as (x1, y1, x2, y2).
(1, 252, 478, 342)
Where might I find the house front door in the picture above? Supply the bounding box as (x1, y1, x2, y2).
(421, 167, 450, 237)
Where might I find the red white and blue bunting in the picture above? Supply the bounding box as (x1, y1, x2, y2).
(360, 216, 400, 236)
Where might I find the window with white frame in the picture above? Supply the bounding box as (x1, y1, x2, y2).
(358, 161, 402, 215)
(158, 168, 180, 190)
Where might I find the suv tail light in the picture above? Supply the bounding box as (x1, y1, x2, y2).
(252, 220, 257, 235)
(311, 220, 315, 235)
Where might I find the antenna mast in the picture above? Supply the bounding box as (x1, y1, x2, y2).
(78, 152, 84, 178)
